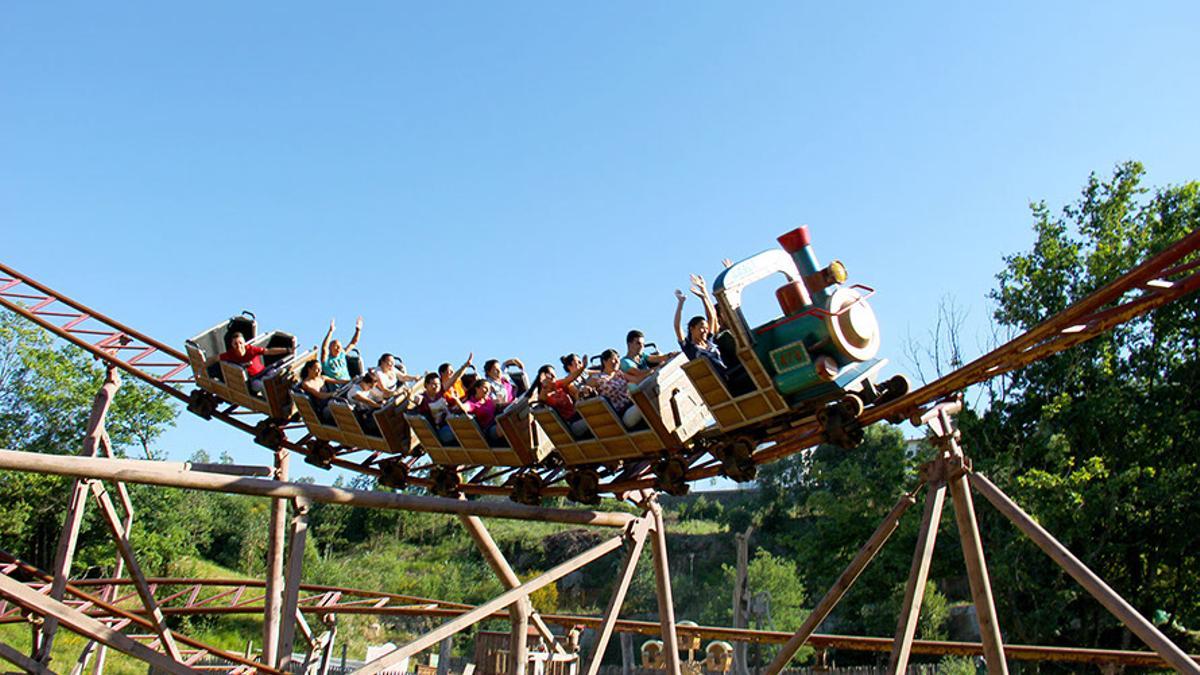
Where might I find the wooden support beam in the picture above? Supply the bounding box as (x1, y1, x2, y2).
(88, 481, 182, 661)
(458, 513, 566, 655)
(354, 533, 627, 675)
(949, 474, 1008, 675)
(584, 516, 651, 675)
(510, 595, 530, 675)
(969, 472, 1200, 675)
(0, 573, 199, 675)
(889, 483, 945, 673)
(264, 449, 290, 667)
(0, 449, 634, 528)
(764, 489, 918, 674)
(649, 503, 680, 675)
(0, 639, 55, 674)
(279, 496, 310, 669)
(37, 479, 90, 663)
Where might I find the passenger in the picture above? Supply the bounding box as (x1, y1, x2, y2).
(346, 370, 387, 411)
(297, 360, 338, 424)
(438, 361, 468, 401)
(414, 373, 456, 445)
(219, 330, 294, 394)
(483, 358, 526, 407)
(320, 317, 362, 382)
(619, 330, 678, 386)
(586, 349, 644, 428)
(374, 353, 419, 397)
(345, 370, 386, 435)
(457, 379, 504, 443)
(531, 363, 590, 438)
(674, 275, 730, 380)
(560, 353, 598, 397)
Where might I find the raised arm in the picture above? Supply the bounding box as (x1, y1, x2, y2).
(673, 289, 686, 343)
(444, 352, 474, 393)
(346, 316, 363, 351)
(320, 318, 335, 362)
(690, 274, 720, 335)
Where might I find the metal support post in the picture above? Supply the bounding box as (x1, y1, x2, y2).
(263, 448, 290, 666)
(889, 481, 945, 673)
(765, 489, 918, 674)
(969, 472, 1200, 675)
(279, 496, 311, 669)
(648, 502, 680, 675)
(355, 532, 627, 675)
(584, 515, 652, 675)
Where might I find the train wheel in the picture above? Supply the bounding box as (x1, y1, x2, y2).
(566, 468, 601, 505)
(186, 389, 217, 420)
(253, 419, 285, 449)
(430, 465, 462, 498)
(837, 393, 865, 419)
(303, 440, 336, 469)
(377, 457, 408, 489)
(820, 402, 865, 450)
(717, 437, 757, 483)
(509, 473, 544, 506)
(653, 456, 690, 497)
(875, 374, 911, 405)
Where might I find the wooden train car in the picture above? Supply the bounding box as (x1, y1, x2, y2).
(184, 314, 313, 432)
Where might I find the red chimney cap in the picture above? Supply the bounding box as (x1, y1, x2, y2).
(777, 226, 811, 253)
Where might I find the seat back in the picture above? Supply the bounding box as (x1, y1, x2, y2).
(328, 400, 389, 452)
(496, 395, 552, 466)
(629, 354, 715, 448)
(406, 412, 457, 464)
(574, 397, 661, 462)
(290, 389, 341, 443)
(679, 344, 787, 432)
(375, 396, 417, 455)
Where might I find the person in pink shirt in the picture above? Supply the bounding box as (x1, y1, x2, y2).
(456, 379, 503, 443)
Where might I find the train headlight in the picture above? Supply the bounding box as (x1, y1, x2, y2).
(826, 260, 848, 284)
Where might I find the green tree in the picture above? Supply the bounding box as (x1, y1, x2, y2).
(967, 162, 1200, 650)
(0, 309, 178, 570)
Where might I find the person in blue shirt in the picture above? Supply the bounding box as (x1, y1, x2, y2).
(320, 316, 362, 381)
(619, 329, 678, 386)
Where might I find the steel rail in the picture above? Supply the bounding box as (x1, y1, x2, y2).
(7, 574, 1195, 669)
(3, 227, 1199, 501)
(0, 553, 282, 674)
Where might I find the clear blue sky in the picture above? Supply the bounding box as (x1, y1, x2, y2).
(3, 3, 1198, 482)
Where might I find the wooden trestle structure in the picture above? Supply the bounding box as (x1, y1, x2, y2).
(1, 228, 1200, 673)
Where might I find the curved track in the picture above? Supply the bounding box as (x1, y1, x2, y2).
(2, 228, 1199, 501)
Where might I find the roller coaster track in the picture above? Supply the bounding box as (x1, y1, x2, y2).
(0, 552, 1192, 670)
(3, 228, 1200, 500)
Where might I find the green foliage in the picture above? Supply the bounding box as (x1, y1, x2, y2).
(938, 655, 980, 675)
(0, 310, 178, 571)
(968, 162, 1200, 649)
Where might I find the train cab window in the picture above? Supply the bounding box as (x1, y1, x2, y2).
(733, 272, 794, 337)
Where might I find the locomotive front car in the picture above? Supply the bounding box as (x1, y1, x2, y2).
(682, 226, 906, 479)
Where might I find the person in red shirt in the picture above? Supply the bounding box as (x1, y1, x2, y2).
(219, 330, 293, 393)
(530, 361, 590, 438)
